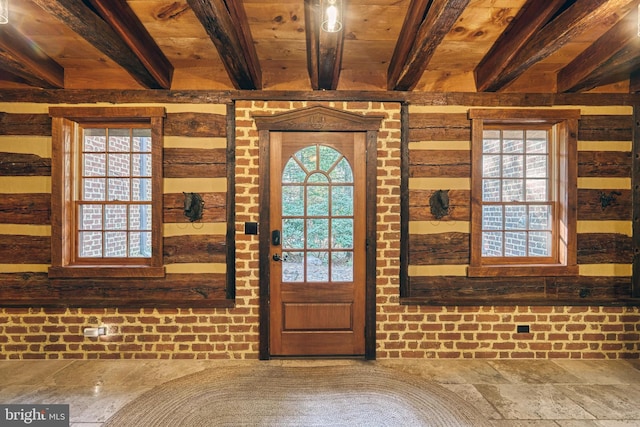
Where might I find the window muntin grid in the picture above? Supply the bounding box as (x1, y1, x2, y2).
(481, 128, 553, 258)
(281, 144, 354, 283)
(77, 127, 153, 259)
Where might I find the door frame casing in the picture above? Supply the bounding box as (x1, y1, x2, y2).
(254, 106, 384, 360)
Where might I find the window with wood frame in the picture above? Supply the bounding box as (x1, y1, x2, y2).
(468, 109, 579, 277)
(48, 107, 165, 278)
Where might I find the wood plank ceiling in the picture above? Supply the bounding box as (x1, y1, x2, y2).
(0, 0, 638, 93)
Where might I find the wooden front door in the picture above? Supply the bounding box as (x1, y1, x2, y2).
(268, 131, 366, 356)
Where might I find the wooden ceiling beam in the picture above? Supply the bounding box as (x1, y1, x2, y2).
(87, 0, 174, 89)
(558, 10, 638, 93)
(0, 24, 64, 89)
(387, 0, 469, 91)
(387, 0, 430, 90)
(304, 0, 320, 89)
(0, 69, 32, 86)
(225, 0, 262, 88)
(476, 0, 637, 92)
(565, 40, 640, 92)
(474, 0, 565, 93)
(187, 0, 262, 90)
(31, 0, 166, 89)
(304, 0, 345, 90)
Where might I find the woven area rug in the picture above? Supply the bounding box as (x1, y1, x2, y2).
(104, 363, 491, 426)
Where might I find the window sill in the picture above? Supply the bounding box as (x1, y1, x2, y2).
(48, 266, 166, 279)
(467, 264, 579, 277)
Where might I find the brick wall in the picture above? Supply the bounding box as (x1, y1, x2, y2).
(0, 100, 638, 360)
(1, 306, 638, 360)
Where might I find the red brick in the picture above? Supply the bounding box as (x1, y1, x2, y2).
(529, 343, 552, 351)
(419, 342, 440, 349)
(155, 344, 176, 352)
(513, 315, 536, 322)
(438, 352, 461, 358)
(22, 317, 46, 324)
(138, 334, 161, 342)
(492, 342, 516, 350)
(102, 316, 125, 324)
(439, 315, 463, 322)
(23, 353, 46, 359)
(493, 324, 516, 332)
(173, 335, 196, 342)
(602, 343, 623, 351)
(582, 334, 606, 341)
(120, 326, 144, 333)
(402, 332, 424, 340)
(156, 326, 180, 333)
(192, 344, 214, 351)
(565, 343, 588, 350)
(119, 344, 143, 352)
(401, 351, 425, 358)
(511, 352, 535, 358)
(42, 326, 66, 333)
(60, 316, 86, 324)
(548, 333, 569, 341)
(456, 342, 480, 349)
(98, 353, 121, 359)
(618, 333, 640, 341)
(476, 333, 499, 340)
(475, 352, 499, 358)
(82, 344, 106, 351)
(438, 333, 461, 340)
(134, 353, 158, 359)
(193, 326, 217, 333)
(583, 353, 607, 359)
(530, 325, 551, 332)
(43, 344, 66, 352)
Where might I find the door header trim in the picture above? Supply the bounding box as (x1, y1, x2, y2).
(253, 105, 384, 132)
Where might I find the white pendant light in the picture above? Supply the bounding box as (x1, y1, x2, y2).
(321, 0, 342, 33)
(0, 0, 8, 25)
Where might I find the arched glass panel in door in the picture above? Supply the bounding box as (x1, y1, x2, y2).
(281, 144, 354, 282)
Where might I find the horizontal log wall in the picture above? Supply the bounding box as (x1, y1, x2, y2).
(0, 104, 231, 307)
(405, 105, 634, 305)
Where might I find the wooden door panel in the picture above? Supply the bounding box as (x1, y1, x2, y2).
(283, 303, 353, 330)
(279, 332, 360, 356)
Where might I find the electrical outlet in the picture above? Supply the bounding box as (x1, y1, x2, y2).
(83, 326, 107, 337)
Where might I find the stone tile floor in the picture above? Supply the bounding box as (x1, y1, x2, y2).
(0, 359, 639, 426)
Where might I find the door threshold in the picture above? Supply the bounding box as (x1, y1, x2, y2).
(267, 354, 367, 360)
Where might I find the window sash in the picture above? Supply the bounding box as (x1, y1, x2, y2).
(73, 125, 154, 264)
(479, 125, 557, 263)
